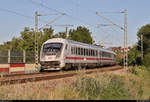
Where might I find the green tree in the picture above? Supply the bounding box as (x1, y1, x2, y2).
(0, 27, 54, 52)
(18, 27, 35, 51)
(137, 24, 150, 54)
(0, 37, 21, 51)
(116, 50, 123, 65)
(68, 26, 94, 44)
(142, 53, 150, 67)
(53, 32, 66, 38)
(128, 46, 141, 65)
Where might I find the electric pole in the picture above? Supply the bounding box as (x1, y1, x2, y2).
(124, 9, 128, 71)
(65, 27, 68, 39)
(35, 11, 39, 70)
(96, 9, 128, 71)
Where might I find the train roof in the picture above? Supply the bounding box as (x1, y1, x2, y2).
(44, 38, 116, 54)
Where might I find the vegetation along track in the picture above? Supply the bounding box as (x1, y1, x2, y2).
(0, 66, 122, 86)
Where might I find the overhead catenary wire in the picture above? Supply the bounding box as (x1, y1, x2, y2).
(0, 7, 34, 20)
(28, 0, 124, 47)
(39, 13, 66, 30)
(28, 0, 97, 28)
(29, 0, 63, 14)
(67, 0, 123, 45)
(0, 7, 50, 24)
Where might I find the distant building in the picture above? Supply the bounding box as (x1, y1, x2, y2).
(108, 46, 132, 53)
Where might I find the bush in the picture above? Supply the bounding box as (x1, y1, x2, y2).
(142, 53, 150, 68)
(71, 73, 143, 100)
(72, 75, 101, 100)
(128, 67, 139, 75)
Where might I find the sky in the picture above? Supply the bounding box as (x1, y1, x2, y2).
(0, 0, 150, 48)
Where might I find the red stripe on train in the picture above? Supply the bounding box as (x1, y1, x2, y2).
(10, 63, 25, 67)
(66, 57, 113, 61)
(86, 58, 97, 60)
(0, 68, 9, 72)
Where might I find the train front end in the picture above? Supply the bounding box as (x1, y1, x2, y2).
(40, 39, 65, 70)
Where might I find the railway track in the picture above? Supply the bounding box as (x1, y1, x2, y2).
(0, 66, 122, 86)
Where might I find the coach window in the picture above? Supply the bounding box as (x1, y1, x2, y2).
(80, 48, 81, 55)
(102, 52, 104, 57)
(74, 47, 75, 55)
(89, 50, 91, 56)
(86, 49, 88, 56)
(78, 48, 80, 55)
(92, 50, 95, 56)
(71, 47, 73, 54)
(72, 47, 74, 55)
(84, 48, 86, 55)
(88, 49, 90, 56)
(93, 50, 94, 56)
(77, 47, 78, 55)
(93, 50, 95, 56)
(87, 49, 89, 56)
(73, 47, 74, 55)
(81, 48, 83, 55)
(74, 47, 76, 55)
(89, 49, 91, 56)
(92, 50, 94, 56)
(90, 49, 91, 56)
(90, 50, 93, 56)
(75, 47, 77, 55)
(82, 48, 84, 55)
(96, 50, 97, 56)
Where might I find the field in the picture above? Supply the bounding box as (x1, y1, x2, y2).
(0, 66, 150, 100)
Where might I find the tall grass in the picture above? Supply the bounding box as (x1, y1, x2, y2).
(71, 73, 143, 100)
(128, 66, 150, 99)
(0, 68, 149, 100)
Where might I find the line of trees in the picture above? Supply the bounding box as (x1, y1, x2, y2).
(126, 24, 150, 67)
(0, 26, 94, 52)
(1, 24, 150, 67)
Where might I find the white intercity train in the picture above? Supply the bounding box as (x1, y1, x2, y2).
(40, 38, 116, 71)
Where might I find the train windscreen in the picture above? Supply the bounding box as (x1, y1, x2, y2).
(43, 43, 63, 55)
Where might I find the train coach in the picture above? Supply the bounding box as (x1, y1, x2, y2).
(40, 38, 116, 71)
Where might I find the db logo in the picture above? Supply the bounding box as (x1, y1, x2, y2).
(48, 57, 52, 59)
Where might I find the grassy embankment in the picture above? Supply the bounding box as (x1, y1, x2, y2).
(0, 66, 150, 100)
